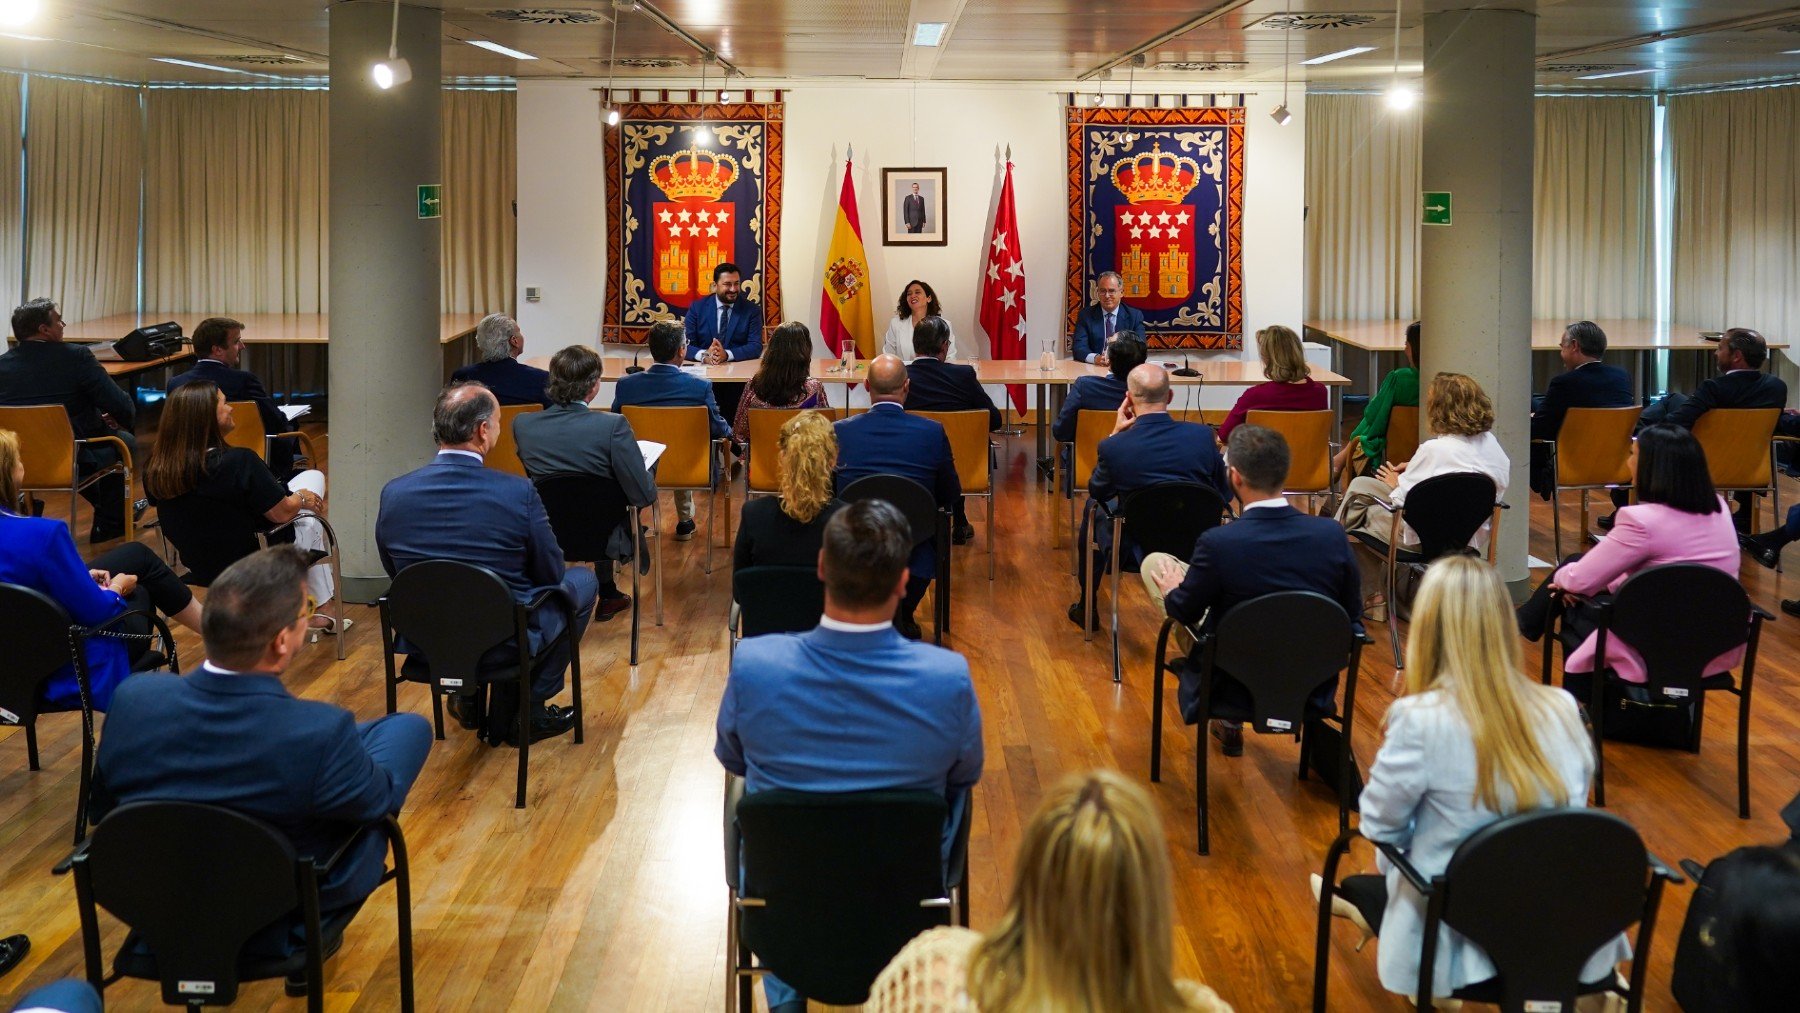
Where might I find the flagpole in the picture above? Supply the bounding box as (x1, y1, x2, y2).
(996, 140, 1025, 436)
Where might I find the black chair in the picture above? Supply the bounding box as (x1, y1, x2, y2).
(0, 582, 177, 851)
(378, 560, 583, 808)
(1539, 563, 1771, 818)
(1313, 809, 1681, 1012)
(729, 566, 826, 657)
(1346, 472, 1503, 670)
(840, 474, 951, 644)
(722, 781, 971, 1011)
(71, 800, 413, 1012)
(533, 471, 644, 674)
(1091, 481, 1227, 684)
(1150, 591, 1366, 854)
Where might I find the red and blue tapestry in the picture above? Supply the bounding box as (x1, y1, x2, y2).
(1065, 106, 1244, 350)
(604, 99, 783, 344)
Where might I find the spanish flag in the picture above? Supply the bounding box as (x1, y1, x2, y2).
(819, 155, 875, 359)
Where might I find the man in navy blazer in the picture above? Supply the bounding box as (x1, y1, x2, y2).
(1145, 425, 1362, 756)
(683, 261, 762, 363)
(1071, 272, 1146, 364)
(449, 313, 552, 407)
(834, 355, 961, 639)
(613, 319, 729, 541)
(1053, 334, 1147, 497)
(717, 499, 983, 1013)
(376, 383, 598, 743)
(1528, 320, 1635, 499)
(1070, 364, 1229, 627)
(904, 316, 1001, 542)
(90, 547, 433, 959)
(169, 316, 302, 479)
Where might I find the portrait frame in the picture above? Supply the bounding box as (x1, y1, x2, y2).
(882, 166, 948, 246)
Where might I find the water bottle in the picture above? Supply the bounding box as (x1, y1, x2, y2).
(841, 342, 856, 373)
(1039, 338, 1055, 372)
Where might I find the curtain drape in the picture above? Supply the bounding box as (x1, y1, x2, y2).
(1305, 93, 1420, 321)
(441, 89, 515, 315)
(0, 74, 21, 308)
(25, 78, 140, 323)
(1533, 97, 1655, 319)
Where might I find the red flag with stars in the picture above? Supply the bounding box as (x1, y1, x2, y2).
(979, 159, 1028, 414)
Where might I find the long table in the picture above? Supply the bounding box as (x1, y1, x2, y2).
(67, 312, 486, 347)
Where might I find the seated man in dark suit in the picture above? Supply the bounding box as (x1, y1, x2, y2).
(0, 298, 138, 541)
(834, 354, 961, 640)
(168, 316, 301, 480)
(90, 547, 433, 963)
(376, 383, 597, 744)
(1142, 425, 1362, 756)
(1069, 363, 1229, 628)
(904, 314, 1001, 543)
(449, 313, 552, 407)
(612, 319, 730, 542)
(1052, 332, 1147, 494)
(716, 499, 983, 1013)
(1071, 271, 1146, 365)
(1641, 326, 1786, 531)
(1529, 320, 1635, 500)
(515, 344, 657, 621)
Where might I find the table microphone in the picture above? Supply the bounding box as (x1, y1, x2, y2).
(1172, 354, 1200, 378)
(625, 349, 645, 374)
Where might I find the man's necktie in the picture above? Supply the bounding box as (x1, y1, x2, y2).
(719, 303, 730, 334)
(1104, 312, 1115, 338)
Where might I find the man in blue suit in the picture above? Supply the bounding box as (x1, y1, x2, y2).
(377, 382, 597, 744)
(683, 261, 762, 363)
(1071, 272, 1146, 364)
(1069, 364, 1229, 627)
(1053, 333, 1147, 497)
(1529, 320, 1635, 500)
(90, 547, 433, 961)
(168, 316, 302, 479)
(449, 313, 552, 407)
(834, 355, 961, 639)
(1144, 425, 1362, 756)
(717, 499, 983, 1013)
(613, 319, 730, 541)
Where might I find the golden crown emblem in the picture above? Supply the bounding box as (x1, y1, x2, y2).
(1110, 142, 1200, 204)
(650, 146, 740, 202)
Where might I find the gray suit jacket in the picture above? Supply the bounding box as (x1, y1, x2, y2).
(513, 401, 658, 560)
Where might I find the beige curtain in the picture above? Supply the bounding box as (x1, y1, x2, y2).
(1533, 97, 1654, 319)
(441, 89, 516, 315)
(143, 89, 329, 313)
(1305, 93, 1420, 321)
(0, 74, 21, 308)
(1669, 86, 1800, 341)
(25, 78, 141, 322)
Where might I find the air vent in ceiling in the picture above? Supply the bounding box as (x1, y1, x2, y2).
(1538, 63, 1626, 75)
(484, 8, 607, 25)
(1155, 60, 1249, 72)
(603, 57, 687, 69)
(1258, 13, 1380, 31)
(213, 54, 308, 66)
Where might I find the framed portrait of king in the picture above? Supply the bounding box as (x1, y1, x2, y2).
(882, 167, 947, 246)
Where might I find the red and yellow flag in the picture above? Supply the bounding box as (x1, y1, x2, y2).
(819, 157, 875, 359)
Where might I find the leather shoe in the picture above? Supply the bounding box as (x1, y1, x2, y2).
(952, 522, 975, 545)
(1210, 720, 1244, 757)
(674, 518, 697, 541)
(595, 593, 632, 621)
(1740, 532, 1782, 570)
(0, 933, 28, 977)
(444, 692, 484, 731)
(1066, 601, 1094, 629)
(496, 704, 577, 747)
(1595, 511, 1616, 532)
(1782, 599, 1800, 619)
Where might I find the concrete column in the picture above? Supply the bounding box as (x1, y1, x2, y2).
(329, 1, 442, 602)
(1417, 6, 1535, 586)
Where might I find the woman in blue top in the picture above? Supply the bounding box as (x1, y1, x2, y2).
(0, 428, 200, 710)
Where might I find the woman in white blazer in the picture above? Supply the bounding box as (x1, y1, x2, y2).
(1315, 555, 1630, 999)
(881, 279, 959, 360)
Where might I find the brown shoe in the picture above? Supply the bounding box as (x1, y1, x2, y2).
(1210, 720, 1244, 757)
(595, 594, 631, 622)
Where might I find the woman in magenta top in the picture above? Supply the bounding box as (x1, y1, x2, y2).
(1216, 324, 1327, 439)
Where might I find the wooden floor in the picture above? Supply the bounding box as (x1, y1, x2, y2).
(4, 427, 1800, 1012)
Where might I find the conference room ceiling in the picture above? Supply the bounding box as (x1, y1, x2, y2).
(8, 1, 1800, 93)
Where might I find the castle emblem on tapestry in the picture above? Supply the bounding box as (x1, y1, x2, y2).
(1066, 106, 1244, 350)
(604, 97, 785, 344)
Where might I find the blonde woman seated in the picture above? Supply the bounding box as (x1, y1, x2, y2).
(732, 321, 829, 446)
(867, 770, 1233, 1013)
(732, 410, 843, 569)
(1314, 556, 1626, 1000)
(1215, 324, 1327, 441)
(882, 279, 959, 361)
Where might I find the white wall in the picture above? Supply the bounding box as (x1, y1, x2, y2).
(516, 80, 1304, 406)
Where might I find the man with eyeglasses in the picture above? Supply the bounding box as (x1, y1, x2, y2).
(1071, 271, 1146, 366)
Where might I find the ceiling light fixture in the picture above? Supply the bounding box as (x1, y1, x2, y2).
(467, 39, 538, 61)
(153, 57, 273, 77)
(1385, 0, 1412, 112)
(912, 22, 946, 47)
(1576, 67, 1659, 80)
(692, 53, 712, 145)
(372, 0, 412, 90)
(602, 1, 627, 126)
(1300, 45, 1376, 66)
(0, 0, 38, 29)
(1271, 0, 1293, 125)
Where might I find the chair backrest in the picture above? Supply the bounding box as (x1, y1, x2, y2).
(155, 488, 267, 587)
(1171, 408, 1230, 427)
(76, 801, 303, 1006)
(485, 404, 542, 477)
(0, 404, 77, 488)
(1434, 809, 1653, 1013)
(1207, 591, 1354, 733)
(533, 472, 631, 564)
(1607, 564, 1752, 693)
(912, 410, 992, 494)
(0, 582, 77, 725)
(1691, 407, 1780, 491)
(746, 408, 808, 495)
(1385, 403, 1421, 465)
(735, 789, 952, 1005)
(1400, 472, 1499, 561)
(381, 560, 520, 692)
(1119, 482, 1226, 560)
(732, 566, 826, 637)
(1555, 406, 1642, 488)
(1247, 409, 1334, 494)
(840, 474, 937, 550)
(1071, 409, 1113, 490)
(621, 404, 713, 489)
(223, 401, 269, 460)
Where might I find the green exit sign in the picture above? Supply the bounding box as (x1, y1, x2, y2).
(417, 183, 442, 219)
(1422, 191, 1452, 226)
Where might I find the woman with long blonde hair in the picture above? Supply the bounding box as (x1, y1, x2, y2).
(1215, 323, 1327, 440)
(1315, 556, 1624, 998)
(732, 410, 844, 568)
(868, 770, 1232, 1013)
